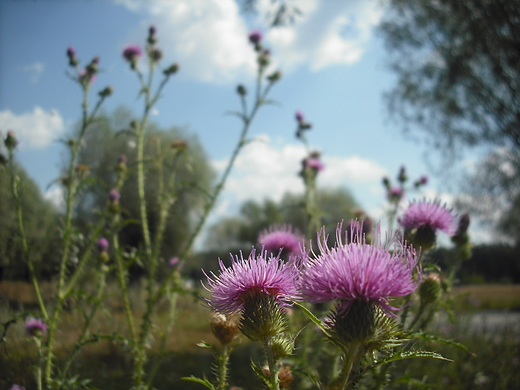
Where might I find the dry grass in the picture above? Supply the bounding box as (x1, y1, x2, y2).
(451, 284, 520, 310)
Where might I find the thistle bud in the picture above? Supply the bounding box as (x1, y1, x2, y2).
(122, 45, 142, 70)
(239, 291, 289, 341)
(150, 48, 163, 62)
(148, 25, 158, 45)
(382, 176, 391, 189)
(267, 70, 282, 83)
(270, 333, 295, 359)
(97, 237, 110, 263)
(86, 56, 99, 75)
(75, 164, 89, 179)
(419, 274, 442, 305)
(407, 224, 436, 251)
(257, 50, 270, 67)
(329, 299, 377, 344)
(414, 175, 428, 187)
(67, 46, 79, 67)
(98, 85, 113, 98)
(163, 63, 180, 76)
(398, 165, 408, 183)
(4, 131, 17, 150)
(210, 313, 240, 345)
(25, 317, 47, 338)
(116, 154, 127, 172)
(236, 84, 247, 96)
(248, 30, 262, 46)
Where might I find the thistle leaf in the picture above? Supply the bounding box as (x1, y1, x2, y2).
(181, 376, 215, 389)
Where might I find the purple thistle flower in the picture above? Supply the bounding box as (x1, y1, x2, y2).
(301, 222, 419, 315)
(295, 110, 305, 123)
(67, 46, 75, 57)
(418, 175, 428, 185)
(387, 187, 404, 203)
(258, 224, 304, 257)
(24, 317, 47, 337)
(109, 189, 120, 203)
(248, 30, 262, 45)
(305, 157, 324, 172)
(10, 385, 26, 390)
(97, 237, 109, 253)
(203, 249, 300, 314)
(398, 200, 457, 236)
(169, 257, 180, 268)
(122, 45, 142, 62)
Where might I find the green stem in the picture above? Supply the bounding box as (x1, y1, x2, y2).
(262, 336, 280, 390)
(113, 234, 136, 345)
(329, 342, 363, 390)
(146, 291, 179, 389)
(59, 267, 107, 384)
(217, 344, 231, 390)
(408, 302, 426, 331)
(45, 83, 106, 387)
(8, 151, 48, 320)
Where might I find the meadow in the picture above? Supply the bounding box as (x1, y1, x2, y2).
(1, 281, 519, 389)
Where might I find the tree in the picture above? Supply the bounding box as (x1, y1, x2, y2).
(379, 0, 520, 244)
(73, 107, 215, 275)
(196, 187, 360, 277)
(380, 0, 520, 157)
(0, 162, 61, 280)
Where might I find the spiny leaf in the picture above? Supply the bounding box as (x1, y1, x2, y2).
(293, 301, 332, 338)
(412, 332, 474, 355)
(373, 350, 452, 368)
(251, 359, 271, 387)
(181, 376, 215, 390)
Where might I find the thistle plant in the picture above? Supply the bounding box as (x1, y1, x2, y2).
(382, 166, 428, 230)
(0, 21, 476, 390)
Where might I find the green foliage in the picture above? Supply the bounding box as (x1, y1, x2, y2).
(73, 107, 215, 274)
(0, 163, 60, 280)
(380, 0, 520, 155)
(204, 187, 358, 254)
(380, 0, 520, 244)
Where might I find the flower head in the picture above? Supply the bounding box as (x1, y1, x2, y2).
(295, 110, 305, 123)
(10, 385, 26, 390)
(387, 187, 404, 203)
(97, 237, 109, 253)
(169, 257, 180, 268)
(108, 189, 120, 203)
(122, 45, 142, 67)
(399, 200, 457, 236)
(203, 250, 300, 315)
(301, 222, 419, 315)
(25, 317, 47, 337)
(305, 157, 324, 172)
(258, 224, 304, 257)
(248, 30, 263, 45)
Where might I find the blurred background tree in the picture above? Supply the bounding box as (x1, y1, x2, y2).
(191, 187, 360, 280)
(378, 0, 520, 246)
(0, 163, 61, 281)
(73, 107, 215, 279)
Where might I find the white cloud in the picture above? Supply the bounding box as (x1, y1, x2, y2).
(262, 0, 383, 71)
(22, 62, 45, 83)
(211, 135, 387, 217)
(117, 0, 256, 83)
(44, 186, 65, 211)
(0, 107, 65, 149)
(117, 0, 383, 83)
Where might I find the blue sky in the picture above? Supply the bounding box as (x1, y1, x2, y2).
(0, 0, 489, 243)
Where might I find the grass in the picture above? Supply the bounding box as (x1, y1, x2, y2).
(451, 284, 520, 310)
(1, 280, 519, 389)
